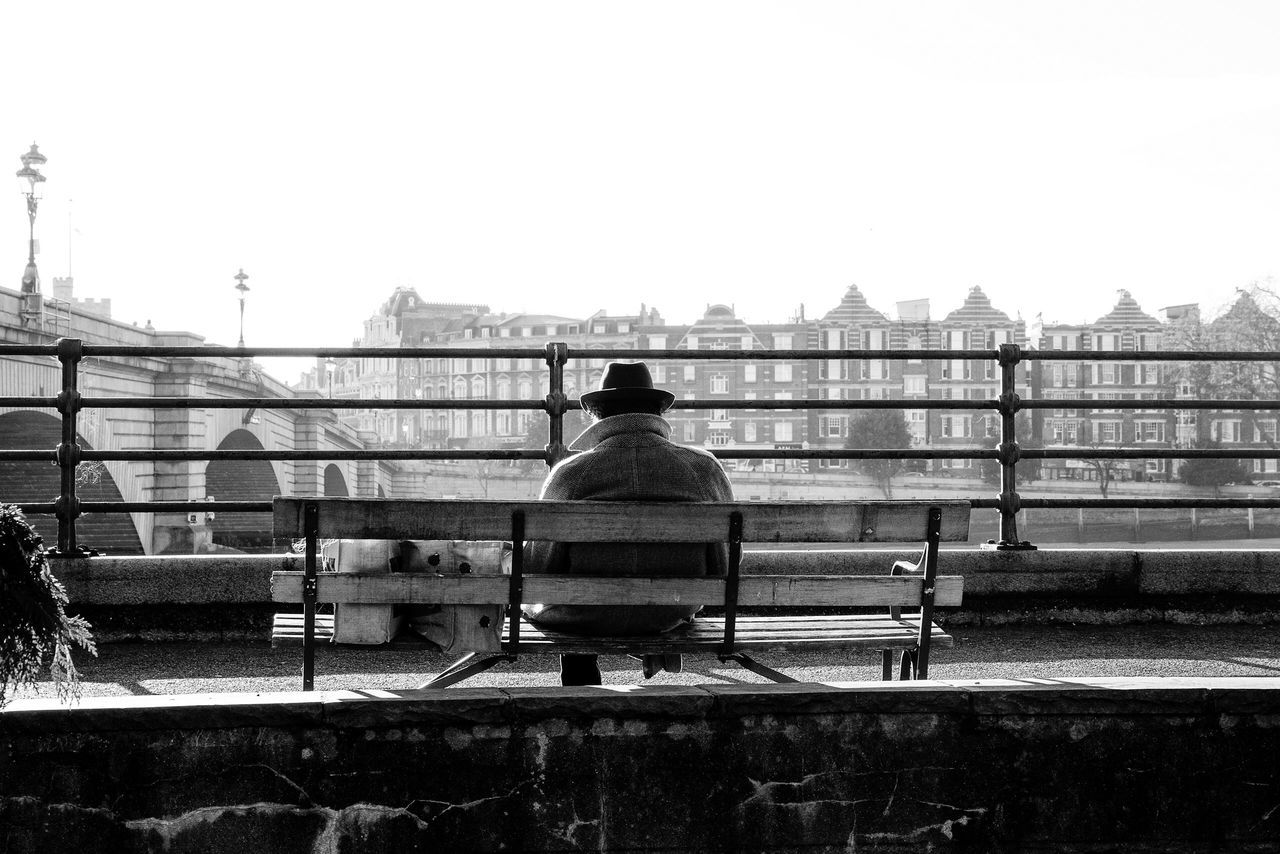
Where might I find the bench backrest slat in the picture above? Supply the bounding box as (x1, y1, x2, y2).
(272, 498, 971, 544)
(270, 572, 965, 608)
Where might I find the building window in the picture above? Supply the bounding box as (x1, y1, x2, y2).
(904, 375, 926, 395)
(1213, 420, 1242, 443)
(744, 422, 757, 442)
(942, 415, 970, 438)
(1136, 421, 1165, 442)
(706, 431, 731, 446)
(775, 364, 793, 382)
(710, 373, 729, 394)
(683, 421, 697, 442)
(683, 366, 696, 382)
(1099, 422, 1120, 443)
(649, 335, 667, 349)
(774, 334, 793, 350)
(775, 422, 794, 442)
(744, 364, 757, 383)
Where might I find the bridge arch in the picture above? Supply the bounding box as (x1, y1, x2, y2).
(323, 464, 349, 497)
(0, 410, 145, 554)
(206, 429, 281, 552)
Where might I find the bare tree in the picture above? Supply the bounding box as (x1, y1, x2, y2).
(1077, 453, 1122, 499)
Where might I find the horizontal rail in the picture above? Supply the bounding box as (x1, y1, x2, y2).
(270, 572, 966, 608)
(0, 396, 997, 412)
(19, 497, 1280, 517)
(272, 498, 973, 543)
(7, 447, 1280, 463)
(6, 394, 1280, 413)
(6, 343, 1280, 362)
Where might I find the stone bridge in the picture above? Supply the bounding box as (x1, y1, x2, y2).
(0, 285, 391, 555)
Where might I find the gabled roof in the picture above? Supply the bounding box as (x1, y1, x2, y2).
(677, 305, 765, 349)
(1093, 290, 1160, 327)
(820, 284, 889, 326)
(496, 314, 578, 328)
(942, 286, 1014, 325)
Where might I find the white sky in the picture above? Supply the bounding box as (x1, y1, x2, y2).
(4, 1, 1279, 368)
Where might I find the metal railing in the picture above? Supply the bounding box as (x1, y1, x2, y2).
(3, 339, 1280, 555)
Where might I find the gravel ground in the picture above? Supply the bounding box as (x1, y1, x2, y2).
(17, 624, 1280, 699)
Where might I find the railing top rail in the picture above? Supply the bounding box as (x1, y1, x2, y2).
(4, 342, 1280, 363)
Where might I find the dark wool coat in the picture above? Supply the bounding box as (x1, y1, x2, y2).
(523, 413, 735, 635)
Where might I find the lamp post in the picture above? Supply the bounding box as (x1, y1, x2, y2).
(233, 268, 250, 347)
(15, 143, 47, 297)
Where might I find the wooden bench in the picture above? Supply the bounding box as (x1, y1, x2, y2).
(270, 497, 970, 690)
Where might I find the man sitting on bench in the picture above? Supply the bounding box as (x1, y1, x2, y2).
(524, 361, 735, 686)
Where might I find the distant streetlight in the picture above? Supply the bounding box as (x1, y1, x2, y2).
(326, 357, 336, 398)
(233, 268, 250, 347)
(15, 143, 47, 296)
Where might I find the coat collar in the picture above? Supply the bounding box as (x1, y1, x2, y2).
(569, 413, 671, 451)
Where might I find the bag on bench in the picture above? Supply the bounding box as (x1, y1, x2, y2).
(403, 540, 506, 654)
(323, 539, 505, 651)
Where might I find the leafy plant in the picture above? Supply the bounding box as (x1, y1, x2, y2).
(0, 505, 95, 707)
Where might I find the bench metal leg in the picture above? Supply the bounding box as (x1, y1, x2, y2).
(899, 650, 916, 680)
(417, 653, 517, 689)
(719, 652, 799, 684)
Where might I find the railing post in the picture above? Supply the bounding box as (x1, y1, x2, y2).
(986, 343, 1036, 551)
(543, 342, 569, 467)
(49, 338, 94, 557)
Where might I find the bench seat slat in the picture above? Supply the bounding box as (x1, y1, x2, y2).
(271, 613, 953, 653)
(270, 571, 964, 608)
(272, 498, 971, 543)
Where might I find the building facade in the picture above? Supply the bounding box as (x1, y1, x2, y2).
(319, 284, 1280, 487)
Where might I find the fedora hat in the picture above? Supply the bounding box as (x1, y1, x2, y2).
(579, 361, 675, 417)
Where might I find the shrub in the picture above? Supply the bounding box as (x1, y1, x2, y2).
(0, 505, 95, 707)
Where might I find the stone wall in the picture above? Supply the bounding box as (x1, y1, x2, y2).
(48, 548, 1280, 641)
(3, 679, 1279, 852)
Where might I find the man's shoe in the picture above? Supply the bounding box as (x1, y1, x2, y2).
(641, 654, 682, 678)
(560, 655, 602, 686)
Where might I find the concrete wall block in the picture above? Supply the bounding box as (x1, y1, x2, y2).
(1140, 550, 1280, 595)
(6, 680, 1280, 851)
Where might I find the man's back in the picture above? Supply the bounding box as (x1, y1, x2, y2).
(524, 412, 734, 635)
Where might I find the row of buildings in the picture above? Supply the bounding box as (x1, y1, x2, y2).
(295, 284, 1280, 483)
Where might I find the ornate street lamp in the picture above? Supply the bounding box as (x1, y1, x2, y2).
(15, 143, 47, 296)
(233, 268, 250, 347)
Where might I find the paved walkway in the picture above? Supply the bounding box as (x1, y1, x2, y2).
(19, 624, 1280, 699)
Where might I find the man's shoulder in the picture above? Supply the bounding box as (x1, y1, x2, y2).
(663, 440, 724, 466)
